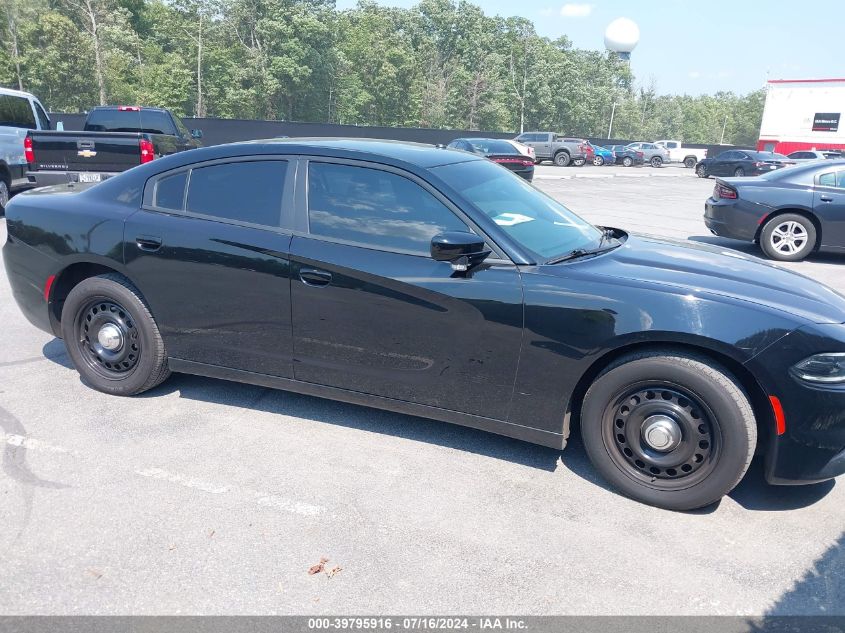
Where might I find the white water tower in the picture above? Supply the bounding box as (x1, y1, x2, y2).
(604, 18, 640, 61)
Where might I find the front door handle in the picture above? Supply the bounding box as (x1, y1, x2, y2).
(299, 268, 332, 287)
(136, 235, 162, 252)
(819, 195, 833, 202)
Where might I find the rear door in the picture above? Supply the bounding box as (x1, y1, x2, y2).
(124, 156, 296, 376)
(710, 151, 736, 176)
(814, 170, 845, 249)
(288, 158, 524, 419)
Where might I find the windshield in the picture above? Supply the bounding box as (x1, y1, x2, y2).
(433, 159, 602, 260)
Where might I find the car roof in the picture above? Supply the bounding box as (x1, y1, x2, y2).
(89, 105, 170, 112)
(0, 86, 37, 99)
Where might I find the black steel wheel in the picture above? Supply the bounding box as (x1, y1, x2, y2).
(61, 273, 171, 396)
(581, 350, 756, 510)
(75, 298, 141, 379)
(601, 385, 720, 489)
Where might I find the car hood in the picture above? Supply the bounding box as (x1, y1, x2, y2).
(562, 233, 845, 325)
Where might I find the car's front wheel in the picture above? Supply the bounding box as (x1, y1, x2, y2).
(581, 350, 756, 511)
(759, 213, 817, 261)
(0, 177, 9, 214)
(61, 273, 171, 396)
(593, 156, 604, 166)
(572, 157, 586, 167)
(696, 164, 708, 178)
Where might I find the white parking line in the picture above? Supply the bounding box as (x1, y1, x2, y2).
(3, 433, 72, 454)
(135, 467, 326, 517)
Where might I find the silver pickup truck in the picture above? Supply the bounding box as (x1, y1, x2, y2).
(514, 132, 589, 167)
(0, 87, 51, 212)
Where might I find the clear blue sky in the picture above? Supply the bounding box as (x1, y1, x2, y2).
(334, 0, 843, 96)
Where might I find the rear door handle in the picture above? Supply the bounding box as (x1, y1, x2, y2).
(819, 195, 833, 202)
(299, 268, 332, 287)
(136, 235, 162, 252)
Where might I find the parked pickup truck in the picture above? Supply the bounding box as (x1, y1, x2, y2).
(25, 105, 203, 187)
(514, 132, 588, 167)
(653, 140, 707, 168)
(1, 87, 51, 212)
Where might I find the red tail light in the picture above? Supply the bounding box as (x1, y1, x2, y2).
(118, 105, 141, 111)
(24, 135, 34, 163)
(139, 139, 155, 164)
(715, 183, 737, 199)
(492, 157, 534, 167)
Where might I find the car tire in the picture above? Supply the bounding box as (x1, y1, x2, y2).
(734, 167, 745, 177)
(61, 273, 171, 396)
(622, 156, 633, 167)
(759, 213, 817, 262)
(580, 350, 756, 511)
(593, 156, 604, 166)
(696, 164, 708, 178)
(650, 156, 663, 168)
(554, 152, 571, 167)
(0, 176, 9, 214)
(573, 157, 586, 167)
(684, 157, 697, 169)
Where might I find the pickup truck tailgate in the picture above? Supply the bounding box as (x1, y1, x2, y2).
(28, 131, 142, 174)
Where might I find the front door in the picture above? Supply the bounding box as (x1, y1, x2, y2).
(124, 158, 296, 377)
(288, 159, 524, 419)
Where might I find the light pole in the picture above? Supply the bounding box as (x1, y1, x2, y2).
(607, 102, 619, 139)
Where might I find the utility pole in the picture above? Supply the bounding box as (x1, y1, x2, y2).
(607, 102, 618, 139)
(719, 114, 728, 145)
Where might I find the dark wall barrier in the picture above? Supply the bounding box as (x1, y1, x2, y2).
(49, 113, 513, 147)
(49, 112, 744, 158)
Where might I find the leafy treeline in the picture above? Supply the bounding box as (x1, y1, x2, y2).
(1, 0, 764, 145)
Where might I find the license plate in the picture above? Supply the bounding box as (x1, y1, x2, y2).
(78, 173, 102, 183)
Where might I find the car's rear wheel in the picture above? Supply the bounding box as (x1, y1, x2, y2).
(61, 273, 170, 396)
(684, 157, 697, 169)
(573, 157, 586, 167)
(759, 213, 817, 262)
(650, 156, 663, 168)
(622, 156, 633, 167)
(696, 164, 708, 178)
(581, 350, 756, 511)
(593, 156, 604, 166)
(734, 167, 746, 177)
(554, 152, 571, 167)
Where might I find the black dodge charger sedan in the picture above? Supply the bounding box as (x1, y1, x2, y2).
(695, 150, 793, 178)
(705, 159, 845, 261)
(5, 139, 845, 511)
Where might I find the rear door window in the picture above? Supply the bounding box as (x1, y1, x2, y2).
(186, 160, 287, 227)
(307, 162, 468, 255)
(0, 94, 37, 129)
(154, 172, 187, 210)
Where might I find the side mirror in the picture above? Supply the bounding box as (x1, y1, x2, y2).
(190, 129, 203, 139)
(431, 231, 490, 272)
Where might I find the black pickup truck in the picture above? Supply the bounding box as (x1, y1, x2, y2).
(25, 106, 203, 186)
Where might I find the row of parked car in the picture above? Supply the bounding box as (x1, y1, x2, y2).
(445, 134, 711, 182)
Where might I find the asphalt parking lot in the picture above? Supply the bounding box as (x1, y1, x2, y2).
(1, 169, 843, 616)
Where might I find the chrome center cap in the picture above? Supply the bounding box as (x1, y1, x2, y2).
(97, 323, 123, 351)
(642, 415, 681, 452)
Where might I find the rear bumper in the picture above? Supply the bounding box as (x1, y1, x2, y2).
(2, 233, 57, 336)
(704, 198, 765, 241)
(27, 171, 120, 187)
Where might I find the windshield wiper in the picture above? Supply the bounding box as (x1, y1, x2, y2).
(545, 229, 620, 265)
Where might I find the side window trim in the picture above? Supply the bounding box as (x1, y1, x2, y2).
(142, 155, 295, 234)
(296, 156, 510, 261)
